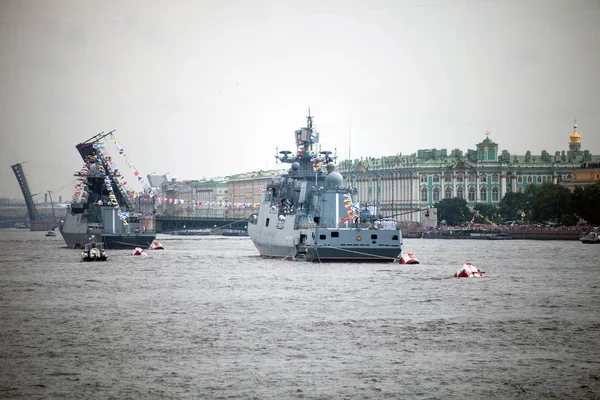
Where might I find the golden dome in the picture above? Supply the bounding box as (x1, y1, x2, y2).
(569, 120, 581, 143)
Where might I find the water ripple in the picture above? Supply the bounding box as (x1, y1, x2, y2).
(1, 231, 599, 399)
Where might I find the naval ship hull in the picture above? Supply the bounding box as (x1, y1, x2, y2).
(100, 233, 155, 249)
(248, 214, 402, 262)
(305, 246, 401, 262)
(247, 218, 299, 259)
(250, 229, 402, 262)
(247, 113, 403, 263)
(60, 230, 154, 249)
(60, 205, 155, 249)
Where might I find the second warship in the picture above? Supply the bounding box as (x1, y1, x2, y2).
(60, 131, 155, 249)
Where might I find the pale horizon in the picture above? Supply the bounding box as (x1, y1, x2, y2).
(1, 0, 599, 202)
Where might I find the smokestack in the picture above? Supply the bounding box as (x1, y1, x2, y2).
(45, 193, 48, 203)
(59, 195, 62, 203)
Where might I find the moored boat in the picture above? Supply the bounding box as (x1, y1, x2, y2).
(580, 229, 599, 244)
(247, 112, 402, 262)
(486, 232, 513, 240)
(60, 131, 156, 250)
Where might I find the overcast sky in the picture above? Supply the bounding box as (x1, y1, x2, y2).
(1, 0, 599, 202)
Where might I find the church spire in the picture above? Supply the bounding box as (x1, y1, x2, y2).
(569, 119, 581, 144)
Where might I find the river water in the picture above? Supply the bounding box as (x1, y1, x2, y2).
(1, 229, 599, 399)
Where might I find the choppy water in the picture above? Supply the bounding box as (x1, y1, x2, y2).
(1, 229, 599, 399)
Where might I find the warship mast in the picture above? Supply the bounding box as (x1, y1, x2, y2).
(76, 130, 136, 212)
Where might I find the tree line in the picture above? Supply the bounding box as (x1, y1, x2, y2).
(434, 182, 600, 227)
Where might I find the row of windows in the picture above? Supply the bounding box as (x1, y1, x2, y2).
(420, 173, 572, 185)
(582, 162, 600, 168)
(420, 187, 501, 202)
(421, 173, 500, 184)
(515, 175, 553, 184)
(513, 175, 574, 184)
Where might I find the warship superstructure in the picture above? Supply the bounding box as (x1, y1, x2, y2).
(248, 113, 403, 262)
(60, 131, 155, 249)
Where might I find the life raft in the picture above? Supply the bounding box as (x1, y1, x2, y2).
(455, 263, 484, 278)
(150, 241, 164, 250)
(399, 252, 420, 264)
(132, 247, 148, 256)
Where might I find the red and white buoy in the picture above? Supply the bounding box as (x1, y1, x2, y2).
(399, 252, 420, 264)
(132, 247, 147, 256)
(150, 241, 164, 250)
(455, 262, 484, 278)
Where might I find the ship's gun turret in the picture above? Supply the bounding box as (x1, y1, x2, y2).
(278, 150, 293, 163)
(320, 150, 335, 165)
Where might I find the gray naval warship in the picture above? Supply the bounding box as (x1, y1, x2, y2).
(248, 113, 403, 262)
(60, 131, 155, 249)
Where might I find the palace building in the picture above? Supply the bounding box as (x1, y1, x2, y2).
(338, 121, 599, 221)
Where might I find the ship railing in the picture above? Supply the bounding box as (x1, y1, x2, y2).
(296, 222, 317, 229)
(298, 222, 377, 230)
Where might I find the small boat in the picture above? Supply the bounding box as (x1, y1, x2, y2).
(486, 232, 513, 240)
(150, 241, 164, 250)
(580, 230, 599, 244)
(132, 247, 148, 256)
(45, 230, 57, 237)
(454, 262, 484, 278)
(81, 239, 108, 262)
(399, 252, 420, 264)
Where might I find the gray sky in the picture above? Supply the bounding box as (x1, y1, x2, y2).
(1, 0, 599, 202)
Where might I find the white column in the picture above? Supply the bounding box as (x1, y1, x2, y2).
(452, 174, 456, 197)
(475, 174, 480, 203)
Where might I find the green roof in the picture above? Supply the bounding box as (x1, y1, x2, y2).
(478, 137, 497, 146)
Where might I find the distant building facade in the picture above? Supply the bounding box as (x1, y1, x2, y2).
(152, 170, 284, 219)
(153, 177, 230, 217)
(338, 122, 599, 221)
(558, 161, 600, 191)
(227, 170, 285, 218)
(148, 122, 599, 223)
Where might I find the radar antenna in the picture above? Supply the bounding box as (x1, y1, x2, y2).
(307, 107, 313, 129)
